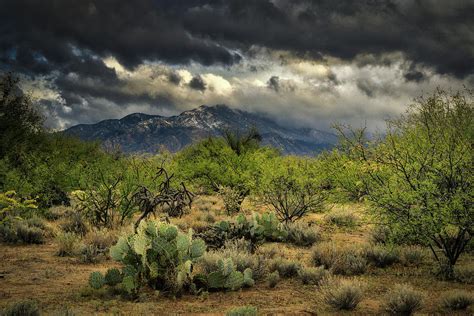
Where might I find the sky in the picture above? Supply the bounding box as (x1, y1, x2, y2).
(1, 0, 473, 131)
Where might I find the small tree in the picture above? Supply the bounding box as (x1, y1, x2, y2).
(336, 89, 473, 277)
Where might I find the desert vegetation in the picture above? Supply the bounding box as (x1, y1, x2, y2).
(0, 73, 472, 314)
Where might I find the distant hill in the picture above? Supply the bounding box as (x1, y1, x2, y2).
(64, 104, 337, 155)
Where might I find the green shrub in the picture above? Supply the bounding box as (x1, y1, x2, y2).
(0, 219, 45, 244)
(226, 305, 258, 316)
(267, 271, 280, 288)
(60, 212, 88, 236)
(285, 222, 320, 247)
(364, 245, 400, 268)
(269, 258, 300, 278)
(2, 300, 40, 316)
(219, 186, 247, 215)
(370, 225, 390, 244)
(311, 242, 367, 275)
(441, 290, 473, 310)
(401, 246, 425, 266)
(324, 210, 358, 228)
(322, 278, 364, 310)
(79, 230, 117, 263)
(298, 266, 328, 285)
(384, 284, 423, 315)
(199, 240, 266, 280)
(104, 268, 123, 286)
(103, 220, 206, 295)
(56, 232, 79, 257)
(455, 265, 474, 284)
(15, 223, 44, 244)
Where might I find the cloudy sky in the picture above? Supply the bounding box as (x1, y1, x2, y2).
(1, 0, 473, 131)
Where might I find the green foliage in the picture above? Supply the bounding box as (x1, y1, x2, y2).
(56, 232, 79, 256)
(322, 279, 364, 311)
(0, 191, 38, 223)
(260, 159, 326, 223)
(441, 290, 473, 310)
(2, 299, 40, 316)
(89, 271, 105, 290)
(226, 305, 258, 316)
(336, 89, 473, 272)
(384, 284, 423, 315)
(206, 258, 254, 291)
(108, 220, 206, 295)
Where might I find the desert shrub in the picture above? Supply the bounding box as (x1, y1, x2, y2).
(298, 266, 328, 285)
(269, 258, 300, 278)
(401, 246, 425, 266)
(384, 284, 423, 315)
(311, 242, 367, 275)
(2, 299, 40, 316)
(455, 265, 474, 284)
(56, 232, 79, 256)
(324, 210, 358, 228)
(219, 185, 247, 215)
(60, 212, 88, 236)
(226, 306, 258, 316)
(0, 191, 38, 223)
(0, 219, 45, 244)
(89, 271, 105, 289)
(261, 174, 325, 223)
(285, 222, 320, 247)
(95, 220, 206, 296)
(322, 278, 364, 310)
(79, 229, 117, 263)
(199, 239, 266, 280)
(267, 271, 280, 288)
(364, 245, 400, 268)
(441, 290, 473, 310)
(370, 225, 390, 244)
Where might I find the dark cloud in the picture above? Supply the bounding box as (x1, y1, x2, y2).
(189, 76, 206, 91)
(168, 72, 182, 85)
(267, 76, 280, 92)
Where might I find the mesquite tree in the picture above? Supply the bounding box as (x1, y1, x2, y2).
(336, 89, 473, 277)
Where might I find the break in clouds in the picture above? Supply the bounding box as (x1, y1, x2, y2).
(1, 0, 473, 130)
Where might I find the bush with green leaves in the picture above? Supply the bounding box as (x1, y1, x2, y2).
(336, 89, 473, 277)
(0, 217, 46, 244)
(384, 284, 423, 315)
(2, 299, 40, 316)
(401, 246, 425, 266)
(0, 191, 38, 223)
(441, 290, 473, 311)
(90, 220, 206, 296)
(205, 258, 254, 291)
(56, 232, 79, 257)
(322, 278, 364, 311)
(455, 265, 474, 284)
(226, 306, 258, 316)
(312, 242, 367, 276)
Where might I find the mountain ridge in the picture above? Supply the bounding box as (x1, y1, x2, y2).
(64, 105, 338, 155)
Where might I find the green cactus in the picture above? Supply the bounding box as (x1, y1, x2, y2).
(105, 268, 123, 286)
(207, 258, 254, 291)
(89, 271, 105, 289)
(106, 219, 206, 295)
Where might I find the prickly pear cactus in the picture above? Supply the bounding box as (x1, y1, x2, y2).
(207, 258, 254, 291)
(89, 271, 105, 289)
(106, 219, 206, 295)
(105, 268, 123, 286)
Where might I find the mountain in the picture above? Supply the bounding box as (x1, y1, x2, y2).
(64, 105, 338, 155)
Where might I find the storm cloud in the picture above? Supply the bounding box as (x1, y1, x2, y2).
(0, 0, 473, 130)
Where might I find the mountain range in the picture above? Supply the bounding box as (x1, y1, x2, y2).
(64, 105, 338, 155)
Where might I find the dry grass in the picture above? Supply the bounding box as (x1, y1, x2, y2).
(0, 196, 473, 315)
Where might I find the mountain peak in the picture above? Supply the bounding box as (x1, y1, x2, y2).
(64, 105, 337, 155)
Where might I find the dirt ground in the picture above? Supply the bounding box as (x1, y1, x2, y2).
(0, 197, 472, 315)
